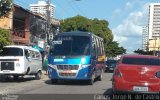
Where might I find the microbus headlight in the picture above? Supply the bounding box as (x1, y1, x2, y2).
(16, 63, 20, 67)
(81, 58, 86, 64)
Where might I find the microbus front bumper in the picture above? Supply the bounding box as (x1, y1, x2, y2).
(48, 64, 93, 80)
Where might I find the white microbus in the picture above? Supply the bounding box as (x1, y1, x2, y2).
(0, 45, 42, 80)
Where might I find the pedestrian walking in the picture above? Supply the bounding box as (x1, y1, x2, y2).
(43, 55, 48, 75)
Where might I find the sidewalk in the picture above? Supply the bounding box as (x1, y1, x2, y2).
(41, 70, 48, 78)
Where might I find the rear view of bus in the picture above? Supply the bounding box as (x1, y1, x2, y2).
(48, 31, 105, 85)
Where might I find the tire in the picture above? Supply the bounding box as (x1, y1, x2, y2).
(51, 79, 58, 84)
(35, 71, 42, 80)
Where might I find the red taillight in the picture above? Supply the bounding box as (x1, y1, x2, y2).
(114, 69, 122, 77)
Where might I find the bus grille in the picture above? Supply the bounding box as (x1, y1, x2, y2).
(57, 65, 79, 70)
(1, 62, 14, 71)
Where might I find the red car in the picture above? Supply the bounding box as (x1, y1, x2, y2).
(112, 54, 160, 94)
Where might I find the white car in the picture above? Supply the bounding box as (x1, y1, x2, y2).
(0, 45, 42, 80)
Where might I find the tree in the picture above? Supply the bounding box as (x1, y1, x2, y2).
(0, 0, 12, 17)
(60, 15, 126, 57)
(134, 49, 153, 55)
(0, 28, 12, 49)
(60, 15, 113, 43)
(105, 41, 126, 57)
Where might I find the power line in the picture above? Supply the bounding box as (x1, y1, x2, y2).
(72, 1, 86, 16)
(66, 0, 79, 15)
(54, 0, 72, 18)
(66, 0, 86, 16)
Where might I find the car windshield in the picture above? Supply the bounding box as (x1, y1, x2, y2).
(106, 60, 117, 66)
(50, 36, 90, 56)
(122, 57, 160, 66)
(0, 47, 23, 56)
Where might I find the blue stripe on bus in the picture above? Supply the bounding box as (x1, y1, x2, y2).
(48, 56, 91, 65)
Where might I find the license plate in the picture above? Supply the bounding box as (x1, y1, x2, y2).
(133, 86, 148, 92)
(109, 68, 113, 70)
(3, 70, 10, 73)
(62, 70, 72, 73)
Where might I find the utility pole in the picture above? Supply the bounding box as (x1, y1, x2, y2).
(46, 0, 51, 45)
(11, 0, 14, 44)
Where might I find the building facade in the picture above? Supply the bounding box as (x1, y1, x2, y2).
(0, 5, 31, 45)
(148, 38, 160, 51)
(0, 4, 60, 48)
(148, 3, 160, 52)
(148, 3, 160, 39)
(142, 26, 148, 51)
(30, 0, 55, 18)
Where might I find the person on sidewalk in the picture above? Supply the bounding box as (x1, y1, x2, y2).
(43, 55, 48, 75)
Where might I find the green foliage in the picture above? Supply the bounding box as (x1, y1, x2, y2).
(0, 0, 12, 17)
(60, 15, 126, 57)
(60, 15, 113, 43)
(134, 49, 153, 55)
(105, 41, 126, 57)
(0, 28, 12, 49)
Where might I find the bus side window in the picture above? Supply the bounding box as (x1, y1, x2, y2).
(99, 41, 102, 56)
(92, 45, 96, 58)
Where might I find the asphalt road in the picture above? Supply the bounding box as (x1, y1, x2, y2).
(0, 72, 113, 100)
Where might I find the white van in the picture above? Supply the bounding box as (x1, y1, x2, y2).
(0, 45, 42, 80)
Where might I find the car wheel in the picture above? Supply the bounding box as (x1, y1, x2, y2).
(35, 71, 42, 80)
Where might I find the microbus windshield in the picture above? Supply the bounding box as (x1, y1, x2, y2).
(0, 47, 23, 56)
(50, 36, 90, 56)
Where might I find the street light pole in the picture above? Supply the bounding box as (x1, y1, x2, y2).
(46, 0, 51, 45)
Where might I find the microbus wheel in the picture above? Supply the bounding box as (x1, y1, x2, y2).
(35, 71, 42, 80)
